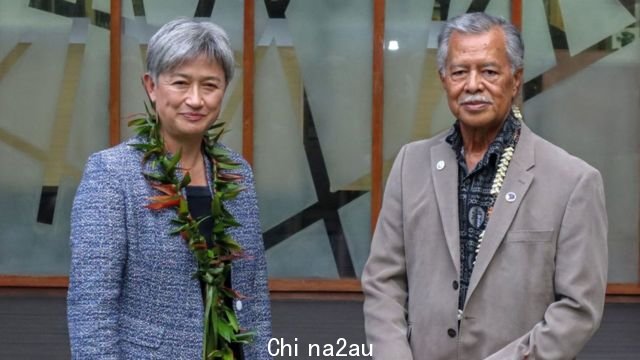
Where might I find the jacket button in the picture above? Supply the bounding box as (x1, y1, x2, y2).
(447, 328, 457, 338)
(452, 280, 459, 290)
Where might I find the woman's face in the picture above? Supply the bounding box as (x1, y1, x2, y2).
(143, 56, 227, 146)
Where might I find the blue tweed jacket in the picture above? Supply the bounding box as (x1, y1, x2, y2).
(67, 136, 272, 359)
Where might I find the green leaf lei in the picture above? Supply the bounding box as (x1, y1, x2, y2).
(128, 103, 254, 360)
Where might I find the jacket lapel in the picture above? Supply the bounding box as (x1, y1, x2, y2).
(465, 124, 536, 305)
(431, 140, 461, 275)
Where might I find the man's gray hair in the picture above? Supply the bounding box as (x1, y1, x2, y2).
(437, 12, 524, 75)
(146, 18, 235, 83)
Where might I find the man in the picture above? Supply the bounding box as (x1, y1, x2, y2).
(362, 12, 607, 360)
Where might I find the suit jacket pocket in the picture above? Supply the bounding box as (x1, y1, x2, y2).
(119, 314, 165, 349)
(505, 230, 554, 243)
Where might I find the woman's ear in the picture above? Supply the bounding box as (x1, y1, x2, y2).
(142, 73, 157, 103)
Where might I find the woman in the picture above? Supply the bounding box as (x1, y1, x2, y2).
(67, 18, 271, 359)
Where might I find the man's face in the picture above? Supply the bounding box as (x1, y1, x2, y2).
(440, 27, 522, 132)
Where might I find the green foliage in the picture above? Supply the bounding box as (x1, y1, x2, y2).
(129, 103, 252, 359)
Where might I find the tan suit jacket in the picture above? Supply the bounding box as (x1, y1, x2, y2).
(362, 123, 608, 360)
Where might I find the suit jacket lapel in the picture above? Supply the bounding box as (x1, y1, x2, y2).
(431, 140, 461, 275)
(465, 124, 536, 305)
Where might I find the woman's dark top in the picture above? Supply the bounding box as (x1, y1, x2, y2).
(186, 186, 244, 360)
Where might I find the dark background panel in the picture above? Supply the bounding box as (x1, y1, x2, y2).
(0, 289, 639, 359)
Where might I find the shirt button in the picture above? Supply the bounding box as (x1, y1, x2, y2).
(452, 280, 459, 290)
(235, 300, 243, 311)
(447, 328, 457, 338)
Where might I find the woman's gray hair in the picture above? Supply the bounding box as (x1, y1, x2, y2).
(437, 12, 524, 75)
(146, 18, 235, 83)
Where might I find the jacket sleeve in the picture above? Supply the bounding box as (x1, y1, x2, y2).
(486, 168, 608, 360)
(67, 152, 127, 360)
(361, 145, 413, 360)
(240, 161, 273, 360)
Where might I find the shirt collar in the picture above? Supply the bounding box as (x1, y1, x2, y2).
(445, 111, 521, 169)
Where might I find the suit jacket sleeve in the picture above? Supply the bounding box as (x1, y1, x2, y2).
(486, 168, 608, 360)
(67, 152, 126, 360)
(362, 145, 413, 360)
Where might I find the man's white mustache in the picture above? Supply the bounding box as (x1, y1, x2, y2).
(459, 95, 493, 104)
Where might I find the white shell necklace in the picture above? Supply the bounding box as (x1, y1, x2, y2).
(472, 106, 522, 266)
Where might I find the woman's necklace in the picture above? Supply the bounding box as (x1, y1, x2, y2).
(128, 107, 254, 360)
(177, 153, 202, 172)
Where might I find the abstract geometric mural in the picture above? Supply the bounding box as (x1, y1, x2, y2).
(1, 0, 639, 282)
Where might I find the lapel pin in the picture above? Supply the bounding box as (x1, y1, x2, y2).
(505, 192, 517, 202)
(436, 160, 445, 170)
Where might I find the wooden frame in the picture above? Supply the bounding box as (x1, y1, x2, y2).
(3, 277, 640, 299)
(511, 0, 523, 30)
(242, 0, 255, 165)
(370, 0, 385, 233)
(270, 279, 361, 293)
(109, 0, 121, 146)
(0, 276, 69, 287)
(607, 283, 640, 296)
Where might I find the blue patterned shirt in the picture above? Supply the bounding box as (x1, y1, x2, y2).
(445, 114, 521, 311)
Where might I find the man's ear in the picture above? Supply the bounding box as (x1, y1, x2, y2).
(439, 70, 447, 89)
(142, 73, 157, 103)
(512, 68, 523, 97)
